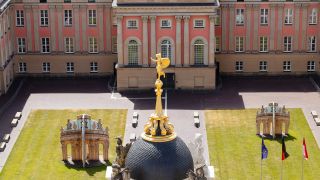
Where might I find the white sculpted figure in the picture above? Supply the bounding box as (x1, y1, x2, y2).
(188, 133, 206, 166)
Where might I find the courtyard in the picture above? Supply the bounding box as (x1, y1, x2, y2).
(0, 109, 127, 179)
(206, 109, 320, 180)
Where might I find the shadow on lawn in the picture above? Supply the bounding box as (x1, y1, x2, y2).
(258, 134, 297, 144)
(63, 160, 112, 176)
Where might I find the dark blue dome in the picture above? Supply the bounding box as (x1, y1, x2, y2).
(125, 136, 194, 180)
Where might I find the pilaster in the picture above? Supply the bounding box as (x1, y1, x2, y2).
(24, 5, 32, 52)
(252, 4, 259, 52)
(209, 15, 215, 66)
(32, 5, 39, 52)
(73, 5, 80, 52)
(142, 16, 149, 66)
(221, 4, 228, 52)
(98, 5, 104, 52)
(301, 4, 308, 52)
(57, 5, 63, 52)
(117, 16, 124, 65)
(294, 3, 301, 52)
(245, 4, 252, 52)
(105, 6, 112, 52)
(150, 16, 156, 62)
(80, 5, 87, 52)
(270, 4, 276, 51)
(175, 16, 182, 66)
(277, 4, 284, 52)
(229, 4, 234, 52)
(49, 5, 56, 52)
(183, 16, 190, 67)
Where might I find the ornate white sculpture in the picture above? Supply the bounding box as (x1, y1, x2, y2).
(188, 133, 206, 166)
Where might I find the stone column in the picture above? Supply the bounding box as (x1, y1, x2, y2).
(221, 5, 228, 52)
(245, 4, 252, 52)
(49, 5, 56, 52)
(80, 5, 87, 52)
(183, 16, 190, 67)
(61, 142, 67, 160)
(209, 15, 215, 66)
(256, 120, 261, 135)
(71, 143, 77, 161)
(142, 16, 149, 66)
(277, 4, 284, 51)
(229, 4, 234, 52)
(117, 16, 124, 66)
(301, 4, 308, 52)
(294, 3, 301, 52)
(73, 5, 80, 52)
(252, 4, 259, 52)
(270, 4, 276, 51)
(175, 16, 182, 66)
(98, 5, 104, 52)
(150, 16, 156, 65)
(24, 5, 32, 52)
(32, 5, 39, 52)
(103, 142, 108, 161)
(105, 6, 112, 52)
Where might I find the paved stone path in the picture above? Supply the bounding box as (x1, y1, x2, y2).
(0, 77, 320, 173)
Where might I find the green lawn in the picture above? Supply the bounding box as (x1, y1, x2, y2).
(205, 109, 320, 180)
(0, 109, 127, 180)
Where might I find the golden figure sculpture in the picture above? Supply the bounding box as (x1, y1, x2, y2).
(142, 53, 176, 142)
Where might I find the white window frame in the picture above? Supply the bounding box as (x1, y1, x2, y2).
(66, 62, 74, 73)
(284, 9, 293, 25)
(259, 61, 268, 72)
(42, 62, 50, 73)
(236, 9, 245, 25)
(41, 37, 50, 53)
(235, 61, 243, 72)
(16, 10, 24, 27)
(128, 40, 139, 66)
(260, 36, 268, 52)
(283, 61, 291, 72)
(18, 62, 27, 73)
(307, 61, 315, 72)
(309, 8, 318, 25)
(88, 37, 98, 53)
(160, 40, 172, 61)
(283, 36, 292, 52)
(194, 39, 205, 65)
(40, 10, 49, 26)
(308, 36, 316, 52)
(215, 37, 221, 52)
(127, 20, 138, 29)
(88, 10, 97, 26)
(194, 19, 205, 28)
(17, 38, 26, 53)
(90, 62, 98, 73)
(235, 37, 244, 52)
(65, 37, 74, 53)
(64, 10, 72, 26)
(160, 19, 172, 28)
(260, 9, 268, 25)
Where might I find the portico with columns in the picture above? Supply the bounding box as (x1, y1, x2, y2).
(115, 0, 220, 91)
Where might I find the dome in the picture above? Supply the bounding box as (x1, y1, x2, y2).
(125, 136, 194, 180)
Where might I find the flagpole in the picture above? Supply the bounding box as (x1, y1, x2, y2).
(260, 156, 262, 180)
(301, 151, 304, 180)
(281, 160, 283, 180)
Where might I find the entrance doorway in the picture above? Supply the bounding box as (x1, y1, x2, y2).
(160, 73, 175, 89)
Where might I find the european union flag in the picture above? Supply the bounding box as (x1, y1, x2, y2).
(261, 138, 268, 160)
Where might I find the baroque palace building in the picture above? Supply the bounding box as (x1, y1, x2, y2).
(0, 0, 319, 94)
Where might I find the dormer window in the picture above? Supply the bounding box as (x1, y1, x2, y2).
(161, 19, 171, 28)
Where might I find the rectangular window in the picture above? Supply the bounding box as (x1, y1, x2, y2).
(66, 62, 74, 73)
(40, 10, 49, 26)
(307, 61, 315, 72)
(65, 37, 74, 53)
(127, 20, 138, 29)
(194, 19, 205, 28)
(64, 10, 72, 26)
(308, 36, 316, 52)
(215, 37, 221, 52)
(89, 37, 98, 53)
(215, 9, 221, 26)
(16, 10, 24, 26)
(283, 36, 292, 52)
(40, 0, 47, 3)
(309, 8, 318, 25)
(19, 62, 27, 73)
(90, 62, 98, 73)
(64, 0, 71, 3)
(235, 61, 243, 72)
(260, 37, 268, 52)
(88, 10, 96, 26)
(88, 0, 95, 2)
(17, 38, 26, 53)
(283, 61, 291, 72)
(235, 37, 244, 52)
(284, 9, 293, 25)
(41, 38, 50, 53)
(112, 36, 117, 53)
(42, 62, 50, 73)
(260, 9, 268, 25)
(236, 9, 245, 25)
(160, 19, 171, 28)
(259, 61, 268, 72)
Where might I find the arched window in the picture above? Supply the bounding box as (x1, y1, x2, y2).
(128, 40, 138, 65)
(194, 39, 204, 65)
(161, 40, 172, 61)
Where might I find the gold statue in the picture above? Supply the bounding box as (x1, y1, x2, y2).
(142, 53, 176, 142)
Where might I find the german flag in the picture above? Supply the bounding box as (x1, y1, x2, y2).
(282, 136, 289, 160)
